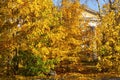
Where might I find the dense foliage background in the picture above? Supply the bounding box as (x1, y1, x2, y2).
(0, 0, 120, 78)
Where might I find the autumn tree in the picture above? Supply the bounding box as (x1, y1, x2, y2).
(52, 0, 87, 73)
(96, 0, 120, 72)
(0, 0, 62, 76)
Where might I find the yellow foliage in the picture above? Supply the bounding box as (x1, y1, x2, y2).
(17, 0, 23, 4)
(96, 0, 120, 72)
(41, 47, 49, 55)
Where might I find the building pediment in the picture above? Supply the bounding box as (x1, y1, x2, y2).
(81, 5, 100, 27)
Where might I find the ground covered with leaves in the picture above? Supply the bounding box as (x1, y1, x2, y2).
(1, 72, 120, 80)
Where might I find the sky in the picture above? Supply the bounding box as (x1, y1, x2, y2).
(53, 0, 108, 11)
(80, 0, 107, 11)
